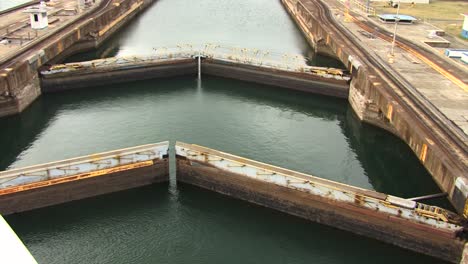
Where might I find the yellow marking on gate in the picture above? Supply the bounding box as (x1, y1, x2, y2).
(419, 144, 428, 163)
(464, 200, 468, 218)
(386, 104, 393, 122)
(0, 160, 153, 196)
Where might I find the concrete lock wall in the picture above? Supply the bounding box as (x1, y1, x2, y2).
(1, 0, 466, 218)
(0, 0, 155, 117)
(281, 0, 468, 215)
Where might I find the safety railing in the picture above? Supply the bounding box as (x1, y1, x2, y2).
(350, 0, 376, 16)
(42, 43, 351, 81)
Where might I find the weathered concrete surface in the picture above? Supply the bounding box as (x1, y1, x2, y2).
(175, 142, 466, 263)
(0, 0, 155, 117)
(282, 0, 468, 215)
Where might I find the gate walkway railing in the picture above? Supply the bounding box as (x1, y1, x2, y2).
(41, 44, 351, 81)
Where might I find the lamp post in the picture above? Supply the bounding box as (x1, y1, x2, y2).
(344, 0, 351, 22)
(390, 1, 400, 58)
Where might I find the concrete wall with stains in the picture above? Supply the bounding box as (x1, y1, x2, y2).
(281, 0, 468, 215)
(0, 0, 154, 117)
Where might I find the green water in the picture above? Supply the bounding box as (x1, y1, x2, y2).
(0, 0, 30, 12)
(5, 184, 449, 264)
(1, 77, 449, 263)
(0, 77, 443, 198)
(0, 0, 451, 263)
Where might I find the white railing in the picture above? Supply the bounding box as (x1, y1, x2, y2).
(0, 142, 169, 191)
(350, 0, 376, 16)
(42, 44, 351, 81)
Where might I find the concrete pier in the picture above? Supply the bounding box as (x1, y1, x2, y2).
(0, 142, 169, 215)
(175, 142, 466, 263)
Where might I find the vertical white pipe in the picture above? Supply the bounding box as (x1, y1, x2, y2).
(198, 52, 201, 80)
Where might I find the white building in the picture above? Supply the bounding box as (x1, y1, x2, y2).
(23, 2, 50, 30)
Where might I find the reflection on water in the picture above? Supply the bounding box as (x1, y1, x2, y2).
(5, 184, 449, 264)
(0, 76, 443, 201)
(65, 0, 344, 68)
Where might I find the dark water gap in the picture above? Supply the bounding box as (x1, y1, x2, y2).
(0, 0, 453, 263)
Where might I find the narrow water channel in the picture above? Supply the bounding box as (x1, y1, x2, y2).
(0, 0, 451, 263)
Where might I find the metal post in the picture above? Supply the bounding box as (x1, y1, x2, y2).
(390, 1, 400, 57)
(198, 52, 201, 80)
